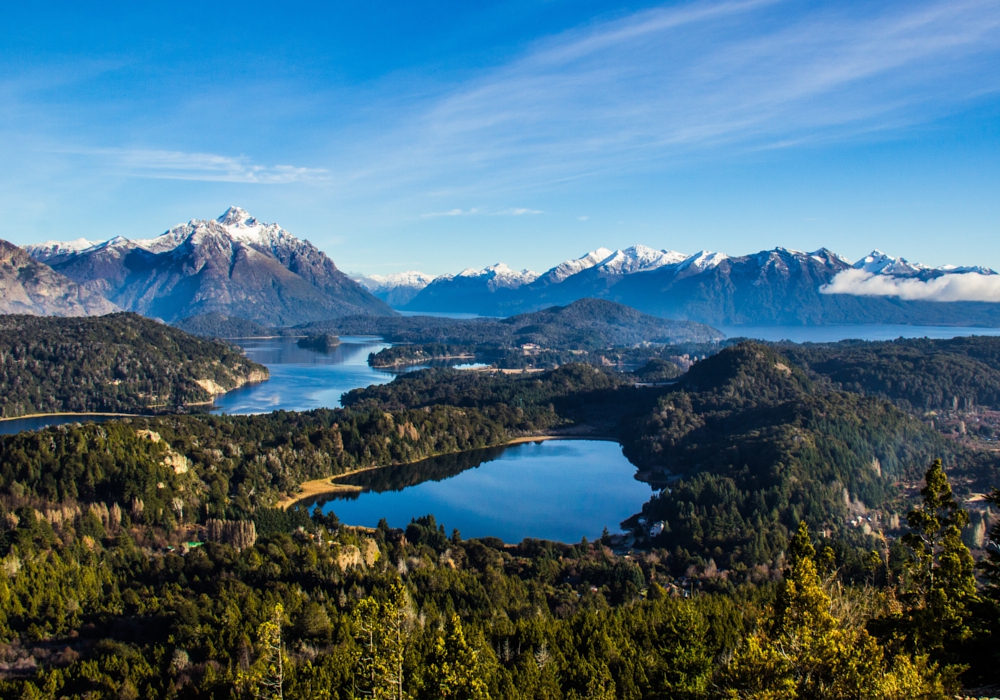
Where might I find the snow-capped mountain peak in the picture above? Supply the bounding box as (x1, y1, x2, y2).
(853, 250, 926, 276)
(453, 263, 539, 290)
(356, 271, 435, 292)
(538, 247, 615, 284)
(596, 245, 687, 275)
(217, 206, 255, 227)
(675, 250, 729, 275)
(23, 238, 101, 262)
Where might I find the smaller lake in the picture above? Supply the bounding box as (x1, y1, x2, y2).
(312, 439, 652, 543)
(212, 336, 398, 414)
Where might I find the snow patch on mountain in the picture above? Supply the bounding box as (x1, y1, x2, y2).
(356, 271, 435, 293)
(853, 250, 927, 276)
(673, 251, 729, 278)
(24, 238, 101, 262)
(538, 248, 615, 284)
(452, 263, 539, 290)
(596, 245, 687, 275)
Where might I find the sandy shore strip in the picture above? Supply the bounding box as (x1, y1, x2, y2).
(278, 433, 617, 509)
(275, 479, 364, 509)
(0, 411, 147, 423)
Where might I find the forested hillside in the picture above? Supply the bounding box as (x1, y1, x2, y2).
(1, 342, 999, 696)
(0, 313, 268, 418)
(348, 345, 996, 568)
(301, 298, 723, 347)
(172, 312, 275, 339)
(781, 335, 1000, 411)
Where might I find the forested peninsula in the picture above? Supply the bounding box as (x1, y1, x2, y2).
(1, 340, 1000, 697)
(299, 298, 723, 346)
(0, 313, 268, 418)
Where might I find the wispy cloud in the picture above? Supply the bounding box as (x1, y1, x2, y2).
(496, 208, 543, 216)
(64, 148, 327, 183)
(361, 0, 1000, 193)
(420, 207, 542, 217)
(421, 208, 481, 218)
(821, 269, 1000, 302)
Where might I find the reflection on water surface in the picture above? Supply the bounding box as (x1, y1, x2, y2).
(313, 439, 652, 544)
(211, 336, 398, 414)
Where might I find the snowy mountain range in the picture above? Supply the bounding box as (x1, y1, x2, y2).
(15, 216, 1000, 327)
(367, 246, 1000, 325)
(23, 208, 392, 326)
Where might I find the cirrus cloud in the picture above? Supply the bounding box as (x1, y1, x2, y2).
(60, 148, 328, 184)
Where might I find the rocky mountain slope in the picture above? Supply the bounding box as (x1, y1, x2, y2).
(0, 239, 119, 317)
(26, 208, 393, 326)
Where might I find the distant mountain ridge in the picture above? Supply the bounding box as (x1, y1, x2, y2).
(354, 271, 437, 306)
(385, 245, 1000, 326)
(24, 208, 394, 326)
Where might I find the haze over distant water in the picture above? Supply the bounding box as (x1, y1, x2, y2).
(721, 325, 1000, 344)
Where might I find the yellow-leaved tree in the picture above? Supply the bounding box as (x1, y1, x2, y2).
(427, 613, 490, 700)
(717, 521, 946, 699)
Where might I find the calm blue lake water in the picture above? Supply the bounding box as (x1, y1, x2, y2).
(0, 337, 400, 433)
(0, 414, 120, 436)
(313, 439, 652, 543)
(211, 336, 398, 414)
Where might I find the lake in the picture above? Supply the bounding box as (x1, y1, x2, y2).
(211, 336, 398, 414)
(0, 414, 122, 436)
(310, 439, 652, 543)
(0, 336, 400, 433)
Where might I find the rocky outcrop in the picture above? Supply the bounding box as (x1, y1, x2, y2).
(0, 240, 118, 317)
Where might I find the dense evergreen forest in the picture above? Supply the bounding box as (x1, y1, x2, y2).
(780, 335, 1000, 412)
(172, 313, 276, 339)
(0, 314, 268, 419)
(2, 339, 1000, 696)
(367, 341, 724, 373)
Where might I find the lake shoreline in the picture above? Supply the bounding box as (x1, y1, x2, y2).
(278, 433, 618, 509)
(0, 411, 149, 423)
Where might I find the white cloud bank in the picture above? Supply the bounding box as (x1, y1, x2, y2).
(821, 269, 1000, 302)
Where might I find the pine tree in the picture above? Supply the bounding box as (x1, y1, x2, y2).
(980, 487, 1000, 597)
(237, 603, 286, 700)
(975, 487, 1000, 676)
(354, 581, 409, 700)
(720, 521, 945, 699)
(899, 459, 978, 666)
(428, 614, 490, 700)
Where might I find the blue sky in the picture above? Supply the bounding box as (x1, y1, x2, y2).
(2, 0, 999, 275)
